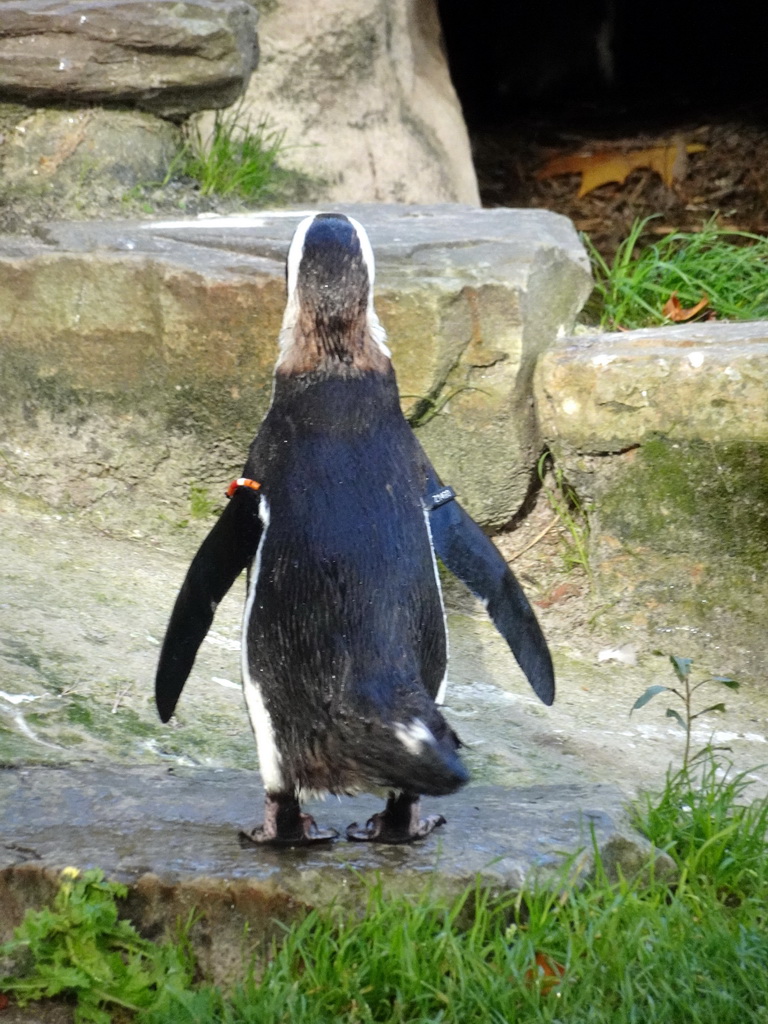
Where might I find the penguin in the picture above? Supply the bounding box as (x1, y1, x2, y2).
(155, 212, 555, 846)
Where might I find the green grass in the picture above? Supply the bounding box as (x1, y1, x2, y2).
(584, 217, 768, 329)
(172, 106, 288, 202)
(538, 451, 591, 577)
(634, 756, 768, 902)
(4, 757, 768, 1024)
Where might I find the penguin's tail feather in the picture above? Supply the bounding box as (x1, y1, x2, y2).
(350, 700, 469, 797)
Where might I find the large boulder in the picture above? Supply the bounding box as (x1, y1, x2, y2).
(535, 321, 768, 679)
(0, 0, 259, 118)
(221, 0, 480, 204)
(0, 205, 591, 534)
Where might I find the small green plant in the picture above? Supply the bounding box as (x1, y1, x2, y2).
(584, 216, 768, 329)
(0, 868, 195, 1024)
(537, 451, 591, 576)
(635, 755, 768, 902)
(172, 105, 286, 201)
(631, 654, 739, 767)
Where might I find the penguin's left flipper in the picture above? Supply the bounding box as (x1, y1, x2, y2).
(346, 792, 446, 844)
(425, 486, 555, 707)
(155, 489, 263, 723)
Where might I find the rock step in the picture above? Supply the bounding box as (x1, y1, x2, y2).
(537, 320, 768, 449)
(0, 205, 591, 530)
(0, 765, 670, 984)
(536, 319, 768, 682)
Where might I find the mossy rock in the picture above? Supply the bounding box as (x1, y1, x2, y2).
(597, 437, 768, 567)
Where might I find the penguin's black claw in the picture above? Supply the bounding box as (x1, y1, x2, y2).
(239, 815, 339, 847)
(240, 794, 339, 847)
(345, 792, 445, 844)
(346, 812, 446, 844)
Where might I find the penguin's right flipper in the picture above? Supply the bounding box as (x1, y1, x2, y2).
(426, 486, 555, 707)
(155, 489, 263, 723)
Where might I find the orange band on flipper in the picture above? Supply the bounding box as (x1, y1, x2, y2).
(226, 478, 261, 498)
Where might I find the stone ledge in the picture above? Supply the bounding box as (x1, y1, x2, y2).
(535, 319, 768, 681)
(0, 765, 671, 983)
(0, 0, 259, 118)
(536, 320, 768, 451)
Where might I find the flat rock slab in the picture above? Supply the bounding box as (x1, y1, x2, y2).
(0, 0, 259, 117)
(0, 205, 591, 528)
(34, 203, 589, 282)
(536, 320, 768, 449)
(0, 764, 667, 981)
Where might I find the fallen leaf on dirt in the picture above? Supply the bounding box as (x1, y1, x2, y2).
(524, 951, 566, 992)
(536, 142, 706, 197)
(535, 582, 581, 609)
(0, 993, 9, 1010)
(661, 291, 709, 321)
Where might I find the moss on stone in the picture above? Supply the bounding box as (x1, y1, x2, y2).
(66, 700, 94, 729)
(598, 436, 768, 568)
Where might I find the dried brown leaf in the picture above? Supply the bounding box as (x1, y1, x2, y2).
(536, 143, 706, 197)
(661, 292, 710, 321)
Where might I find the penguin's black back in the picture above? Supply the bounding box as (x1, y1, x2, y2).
(243, 367, 458, 796)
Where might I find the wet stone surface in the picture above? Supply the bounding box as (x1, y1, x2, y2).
(1, 487, 767, 980)
(0, 764, 636, 894)
(0, 763, 670, 984)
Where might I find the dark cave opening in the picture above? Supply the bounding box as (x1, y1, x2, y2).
(436, 1, 768, 256)
(437, 0, 768, 135)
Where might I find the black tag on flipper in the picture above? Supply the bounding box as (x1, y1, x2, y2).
(423, 486, 456, 511)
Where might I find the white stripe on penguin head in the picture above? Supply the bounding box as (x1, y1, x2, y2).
(281, 212, 316, 333)
(347, 215, 391, 357)
(280, 213, 390, 358)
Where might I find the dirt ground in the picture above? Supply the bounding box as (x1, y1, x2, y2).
(472, 119, 768, 262)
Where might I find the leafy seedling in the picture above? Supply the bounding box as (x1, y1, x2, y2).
(631, 654, 739, 768)
(0, 868, 195, 1024)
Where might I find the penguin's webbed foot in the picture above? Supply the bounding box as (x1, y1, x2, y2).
(240, 793, 338, 847)
(346, 792, 445, 844)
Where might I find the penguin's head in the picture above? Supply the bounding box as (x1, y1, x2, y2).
(277, 213, 391, 375)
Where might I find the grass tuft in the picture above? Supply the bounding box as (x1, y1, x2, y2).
(634, 754, 768, 903)
(537, 450, 592, 578)
(172, 106, 287, 202)
(584, 216, 768, 329)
